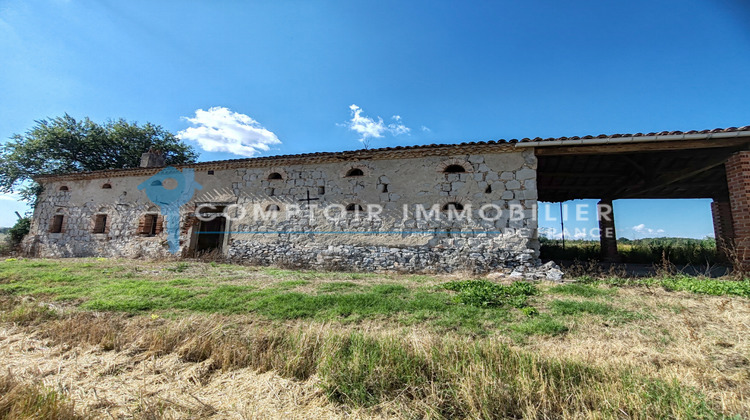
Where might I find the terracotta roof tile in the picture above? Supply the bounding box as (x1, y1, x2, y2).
(35, 124, 750, 181)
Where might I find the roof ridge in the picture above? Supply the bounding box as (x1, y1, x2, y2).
(34, 124, 750, 181)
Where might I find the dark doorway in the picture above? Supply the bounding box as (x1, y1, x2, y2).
(195, 215, 226, 254)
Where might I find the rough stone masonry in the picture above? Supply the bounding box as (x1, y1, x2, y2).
(24, 142, 547, 274)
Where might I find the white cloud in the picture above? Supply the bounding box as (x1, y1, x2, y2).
(0, 193, 20, 201)
(632, 224, 665, 236)
(420, 125, 431, 132)
(388, 115, 410, 136)
(343, 105, 410, 144)
(177, 107, 281, 157)
(572, 231, 590, 239)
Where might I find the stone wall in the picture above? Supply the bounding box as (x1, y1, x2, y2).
(24, 149, 541, 273)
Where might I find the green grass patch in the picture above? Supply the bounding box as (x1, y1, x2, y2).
(658, 276, 750, 298)
(318, 332, 717, 418)
(547, 283, 616, 298)
(167, 278, 200, 287)
(550, 299, 618, 316)
(0, 259, 518, 332)
(594, 275, 750, 298)
(510, 314, 569, 336)
(249, 286, 432, 320)
(275, 280, 310, 290)
(442, 279, 537, 308)
(317, 282, 360, 293)
(0, 302, 58, 325)
(164, 262, 190, 273)
(549, 299, 643, 323)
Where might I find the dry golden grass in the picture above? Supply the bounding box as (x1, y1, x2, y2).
(1, 259, 749, 418)
(0, 370, 84, 420)
(0, 300, 743, 418)
(0, 321, 373, 419)
(529, 284, 750, 416)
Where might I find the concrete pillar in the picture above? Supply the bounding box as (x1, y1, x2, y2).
(711, 200, 735, 263)
(725, 151, 750, 269)
(598, 199, 620, 262)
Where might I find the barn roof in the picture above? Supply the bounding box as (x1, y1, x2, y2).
(35, 125, 750, 182)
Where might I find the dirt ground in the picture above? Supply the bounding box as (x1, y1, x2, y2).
(0, 323, 370, 420)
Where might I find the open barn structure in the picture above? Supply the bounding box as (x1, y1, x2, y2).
(526, 128, 750, 265)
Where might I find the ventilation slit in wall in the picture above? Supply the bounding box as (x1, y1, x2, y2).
(382, 184, 389, 193)
(318, 186, 325, 195)
(485, 185, 492, 194)
(270, 188, 275, 196)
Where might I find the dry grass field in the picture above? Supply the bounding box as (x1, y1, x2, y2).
(0, 258, 748, 419)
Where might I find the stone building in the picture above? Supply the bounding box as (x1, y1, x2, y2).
(23, 126, 750, 272)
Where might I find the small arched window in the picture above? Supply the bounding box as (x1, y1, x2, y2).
(59, 186, 69, 191)
(102, 183, 112, 189)
(442, 202, 464, 212)
(443, 165, 466, 174)
(345, 168, 364, 177)
(268, 172, 283, 180)
(346, 203, 364, 212)
(265, 204, 281, 212)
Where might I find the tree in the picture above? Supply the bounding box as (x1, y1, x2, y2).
(7, 217, 30, 246)
(0, 114, 199, 204)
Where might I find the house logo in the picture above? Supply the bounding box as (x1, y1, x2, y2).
(138, 167, 202, 253)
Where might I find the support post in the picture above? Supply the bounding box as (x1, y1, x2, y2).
(598, 199, 620, 262)
(711, 200, 735, 263)
(725, 151, 750, 270)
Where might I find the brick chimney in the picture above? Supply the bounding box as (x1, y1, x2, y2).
(140, 149, 165, 168)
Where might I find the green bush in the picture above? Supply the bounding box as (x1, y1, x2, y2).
(6, 218, 30, 247)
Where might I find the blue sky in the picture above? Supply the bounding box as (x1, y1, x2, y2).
(1, 0, 749, 237)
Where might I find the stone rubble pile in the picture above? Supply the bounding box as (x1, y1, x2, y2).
(487, 260, 565, 282)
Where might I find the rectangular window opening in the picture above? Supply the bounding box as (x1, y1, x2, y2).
(141, 214, 158, 236)
(50, 215, 64, 233)
(93, 214, 107, 234)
